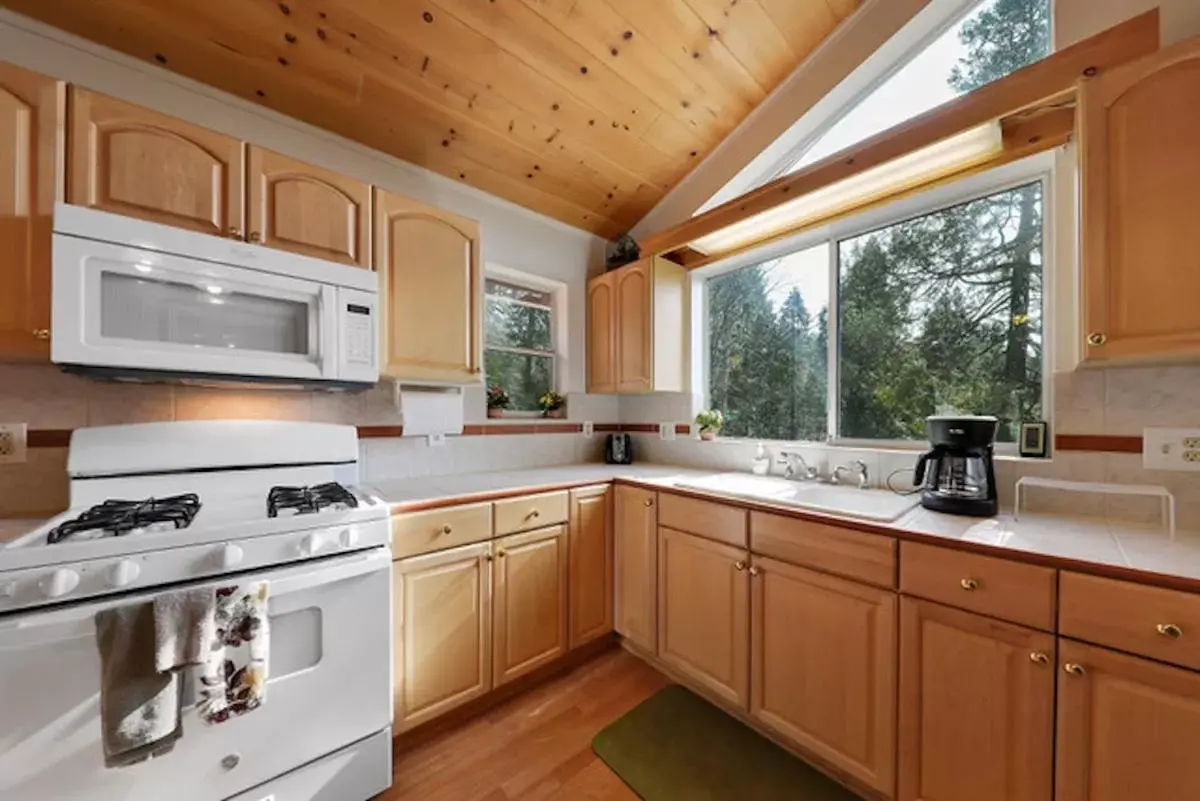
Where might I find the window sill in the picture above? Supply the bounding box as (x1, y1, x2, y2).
(674, 435, 1050, 463)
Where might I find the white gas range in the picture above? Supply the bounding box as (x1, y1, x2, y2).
(0, 420, 394, 801)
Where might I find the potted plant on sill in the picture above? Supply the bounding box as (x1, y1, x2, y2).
(487, 385, 511, 419)
(539, 391, 566, 419)
(695, 409, 724, 441)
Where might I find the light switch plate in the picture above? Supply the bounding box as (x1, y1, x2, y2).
(582, 421, 594, 439)
(0, 423, 27, 464)
(1143, 428, 1200, 471)
(659, 423, 676, 441)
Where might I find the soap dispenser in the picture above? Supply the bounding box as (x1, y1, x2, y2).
(752, 442, 770, 475)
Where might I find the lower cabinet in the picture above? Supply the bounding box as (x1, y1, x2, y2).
(392, 541, 493, 732)
(898, 597, 1055, 801)
(1056, 638, 1200, 801)
(614, 484, 658, 653)
(658, 526, 750, 709)
(750, 556, 897, 795)
(568, 485, 614, 649)
(492, 524, 569, 686)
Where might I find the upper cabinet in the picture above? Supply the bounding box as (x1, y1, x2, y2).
(1080, 38, 1200, 363)
(246, 146, 370, 268)
(587, 256, 687, 394)
(69, 89, 243, 239)
(0, 63, 62, 362)
(374, 189, 483, 384)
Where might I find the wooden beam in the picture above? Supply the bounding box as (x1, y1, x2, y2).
(638, 9, 1160, 260)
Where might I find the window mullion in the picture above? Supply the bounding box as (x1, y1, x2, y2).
(826, 240, 840, 444)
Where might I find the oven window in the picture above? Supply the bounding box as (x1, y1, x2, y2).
(101, 272, 311, 355)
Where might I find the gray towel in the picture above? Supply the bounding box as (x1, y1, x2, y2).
(154, 588, 218, 672)
(95, 604, 183, 768)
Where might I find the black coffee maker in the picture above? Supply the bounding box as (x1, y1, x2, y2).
(913, 415, 999, 517)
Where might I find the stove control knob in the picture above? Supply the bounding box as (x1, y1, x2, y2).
(339, 528, 359, 549)
(219, 544, 244, 569)
(40, 568, 80, 599)
(299, 534, 322, 557)
(108, 559, 140, 588)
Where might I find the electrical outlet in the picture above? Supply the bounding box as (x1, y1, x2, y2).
(426, 433, 446, 448)
(582, 421, 594, 439)
(659, 422, 676, 441)
(1143, 428, 1200, 471)
(0, 423, 27, 464)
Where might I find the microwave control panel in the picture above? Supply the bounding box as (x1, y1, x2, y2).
(344, 303, 375, 366)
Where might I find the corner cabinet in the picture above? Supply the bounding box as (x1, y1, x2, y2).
(1080, 37, 1200, 362)
(375, 189, 483, 384)
(586, 256, 687, 394)
(614, 484, 658, 653)
(568, 485, 614, 649)
(0, 63, 62, 362)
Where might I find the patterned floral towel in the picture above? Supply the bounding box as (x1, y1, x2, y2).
(197, 581, 269, 725)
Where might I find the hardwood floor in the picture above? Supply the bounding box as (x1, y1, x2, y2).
(384, 647, 669, 801)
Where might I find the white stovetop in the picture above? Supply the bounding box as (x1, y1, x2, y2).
(367, 463, 1200, 586)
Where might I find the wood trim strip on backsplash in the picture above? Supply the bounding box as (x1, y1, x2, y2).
(1054, 434, 1143, 453)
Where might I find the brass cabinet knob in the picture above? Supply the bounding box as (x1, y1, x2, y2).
(644, 498, 654, 507)
(248, 231, 262, 243)
(748, 566, 761, 577)
(1029, 652, 1050, 665)
(1087, 332, 1107, 346)
(527, 509, 540, 519)
(734, 560, 747, 571)
(1157, 623, 1184, 639)
(497, 549, 507, 558)
(1063, 663, 1087, 676)
(228, 226, 243, 240)
(31, 329, 50, 340)
(485, 554, 493, 563)
(960, 578, 979, 591)
(440, 524, 453, 535)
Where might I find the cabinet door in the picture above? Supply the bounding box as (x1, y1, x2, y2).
(898, 598, 1054, 801)
(615, 259, 652, 393)
(586, 272, 617, 393)
(375, 189, 482, 383)
(1057, 639, 1200, 801)
(393, 541, 492, 732)
(568, 485, 614, 649)
(751, 556, 897, 795)
(0, 64, 61, 362)
(658, 526, 750, 709)
(1080, 39, 1200, 361)
(493, 524, 569, 686)
(246, 146, 370, 267)
(614, 484, 657, 652)
(68, 89, 244, 238)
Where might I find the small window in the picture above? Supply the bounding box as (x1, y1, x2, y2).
(484, 277, 555, 412)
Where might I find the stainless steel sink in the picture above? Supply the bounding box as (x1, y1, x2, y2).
(675, 472, 920, 523)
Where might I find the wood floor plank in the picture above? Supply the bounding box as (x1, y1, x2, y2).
(382, 648, 668, 801)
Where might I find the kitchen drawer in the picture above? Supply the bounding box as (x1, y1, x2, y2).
(750, 511, 896, 588)
(658, 492, 748, 548)
(391, 502, 493, 559)
(900, 541, 1056, 630)
(1060, 572, 1200, 670)
(493, 490, 569, 536)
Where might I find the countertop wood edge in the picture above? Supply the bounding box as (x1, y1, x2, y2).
(385, 478, 618, 513)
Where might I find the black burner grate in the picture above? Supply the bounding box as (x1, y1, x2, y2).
(267, 482, 358, 518)
(47, 493, 202, 544)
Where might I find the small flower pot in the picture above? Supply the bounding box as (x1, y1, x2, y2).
(487, 407, 504, 419)
(699, 429, 717, 442)
(544, 407, 565, 419)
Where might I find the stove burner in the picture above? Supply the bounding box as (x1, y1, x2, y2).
(267, 482, 358, 518)
(47, 493, 202, 544)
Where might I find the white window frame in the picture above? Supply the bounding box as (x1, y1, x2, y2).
(483, 265, 568, 417)
(696, 150, 1056, 451)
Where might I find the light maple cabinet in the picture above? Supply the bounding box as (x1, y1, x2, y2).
(658, 525, 750, 709)
(492, 524, 569, 686)
(586, 255, 686, 394)
(898, 597, 1054, 801)
(68, 88, 244, 239)
(0, 63, 62, 362)
(246, 146, 370, 268)
(375, 188, 483, 384)
(1080, 37, 1200, 362)
(568, 485, 614, 649)
(614, 484, 658, 653)
(392, 541, 492, 732)
(1056, 638, 1200, 801)
(751, 556, 897, 795)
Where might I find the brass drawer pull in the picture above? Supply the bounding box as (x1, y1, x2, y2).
(960, 578, 979, 591)
(497, 549, 507, 558)
(734, 560, 747, 572)
(1029, 652, 1049, 665)
(644, 498, 654, 507)
(526, 509, 540, 519)
(32, 329, 50, 340)
(1087, 332, 1107, 346)
(1063, 663, 1087, 676)
(1157, 623, 1183, 639)
(748, 566, 761, 577)
(440, 524, 453, 535)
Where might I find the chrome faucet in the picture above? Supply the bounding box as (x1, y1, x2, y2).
(831, 459, 870, 489)
(778, 450, 819, 481)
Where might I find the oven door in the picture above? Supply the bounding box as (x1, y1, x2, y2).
(0, 548, 392, 801)
(52, 234, 338, 381)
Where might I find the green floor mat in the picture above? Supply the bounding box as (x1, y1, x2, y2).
(592, 684, 864, 801)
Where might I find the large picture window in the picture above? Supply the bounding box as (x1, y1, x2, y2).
(484, 278, 556, 412)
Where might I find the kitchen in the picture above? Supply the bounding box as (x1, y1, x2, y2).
(1, 0, 1200, 799)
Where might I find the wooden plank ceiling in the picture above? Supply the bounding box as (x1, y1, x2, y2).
(5, 0, 863, 238)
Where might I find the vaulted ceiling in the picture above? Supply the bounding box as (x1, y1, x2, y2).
(6, 0, 864, 238)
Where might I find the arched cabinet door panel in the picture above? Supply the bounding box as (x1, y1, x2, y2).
(374, 189, 482, 383)
(247, 146, 370, 267)
(69, 89, 242, 238)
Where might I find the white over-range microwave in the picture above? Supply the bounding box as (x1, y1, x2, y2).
(51, 204, 379, 388)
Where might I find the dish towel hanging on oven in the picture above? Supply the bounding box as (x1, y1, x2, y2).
(197, 581, 270, 724)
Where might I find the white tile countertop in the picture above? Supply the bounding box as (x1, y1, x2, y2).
(366, 463, 1200, 590)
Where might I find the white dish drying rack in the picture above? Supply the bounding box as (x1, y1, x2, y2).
(1014, 476, 1175, 540)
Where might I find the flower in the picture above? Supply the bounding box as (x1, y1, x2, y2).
(486, 384, 511, 410)
(538, 391, 565, 411)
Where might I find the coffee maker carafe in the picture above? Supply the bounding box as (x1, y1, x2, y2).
(913, 415, 999, 517)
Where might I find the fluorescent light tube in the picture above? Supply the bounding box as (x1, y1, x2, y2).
(691, 122, 1004, 255)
